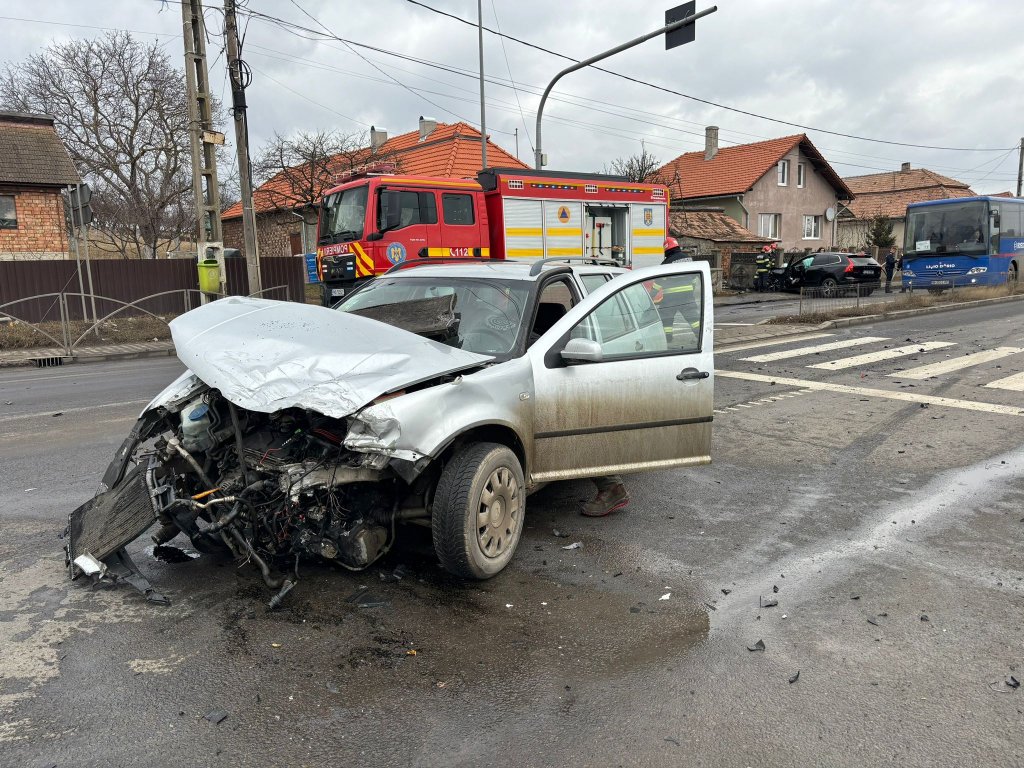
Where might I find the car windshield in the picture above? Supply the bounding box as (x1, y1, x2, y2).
(904, 201, 988, 256)
(319, 185, 368, 244)
(335, 276, 531, 357)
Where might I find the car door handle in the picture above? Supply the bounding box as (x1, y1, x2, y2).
(676, 368, 710, 381)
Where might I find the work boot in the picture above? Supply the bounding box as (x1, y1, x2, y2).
(580, 484, 630, 517)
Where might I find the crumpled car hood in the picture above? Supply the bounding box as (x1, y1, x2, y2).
(168, 296, 492, 419)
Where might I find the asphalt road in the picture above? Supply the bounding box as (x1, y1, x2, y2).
(2, 303, 1024, 767)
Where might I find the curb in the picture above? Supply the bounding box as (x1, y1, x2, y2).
(817, 292, 1024, 329)
(0, 347, 176, 368)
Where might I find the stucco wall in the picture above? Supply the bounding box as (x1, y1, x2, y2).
(741, 147, 841, 251)
(837, 218, 907, 251)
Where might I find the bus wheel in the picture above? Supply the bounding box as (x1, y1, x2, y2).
(1008, 262, 1019, 286)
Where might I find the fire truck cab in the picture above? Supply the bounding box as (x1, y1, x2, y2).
(315, 167, 669, 305)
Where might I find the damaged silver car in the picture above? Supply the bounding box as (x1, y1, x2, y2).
(66, 259, 713, 602)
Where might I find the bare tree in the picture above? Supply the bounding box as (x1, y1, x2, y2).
(606, 145, 663, 183)
(0, 32, 201, 258)
(253, 130, 400, 226)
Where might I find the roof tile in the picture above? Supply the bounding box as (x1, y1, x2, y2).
(669, 209, 771, 244)
(842, 168, 974, 218)
(0, 114, 80, 186)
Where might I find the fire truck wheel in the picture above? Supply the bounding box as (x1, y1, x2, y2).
(432, 442, 525, 579)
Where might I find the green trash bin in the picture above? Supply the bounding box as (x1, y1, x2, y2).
(197, 259, 221, 294)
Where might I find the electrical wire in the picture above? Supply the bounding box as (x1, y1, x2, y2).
(402, 0, 1013, 154)
(489, 0, 533, 153)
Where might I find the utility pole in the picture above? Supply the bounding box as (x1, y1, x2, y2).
(1017, 137, 1023, 198)
(181, 0, 224, 297)
(477, 0, 487, 169)
(224, 0, 262, 295)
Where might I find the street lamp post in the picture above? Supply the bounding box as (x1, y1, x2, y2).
(534, 4, 717, 170)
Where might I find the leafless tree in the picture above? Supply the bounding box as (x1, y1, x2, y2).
(606, 145, 663, 183)
(0, 32, 202, 258)
(253, 130, 400, 226)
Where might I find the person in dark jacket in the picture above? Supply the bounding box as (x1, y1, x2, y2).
(884, 247, 897, 293)
(662, 236, 691, 264)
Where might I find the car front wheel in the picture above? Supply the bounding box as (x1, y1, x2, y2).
(432, 442, 525, 579)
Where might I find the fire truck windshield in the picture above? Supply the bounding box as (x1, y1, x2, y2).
(320, 185, 368, 244)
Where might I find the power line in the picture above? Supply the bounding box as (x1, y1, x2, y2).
(490, 0, 532, 153)
(403, 0, 1014, 154)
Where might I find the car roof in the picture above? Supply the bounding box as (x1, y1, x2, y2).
(380, 260, 628, 282)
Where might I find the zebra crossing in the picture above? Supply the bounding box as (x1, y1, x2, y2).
(720, 332, 1024, 392)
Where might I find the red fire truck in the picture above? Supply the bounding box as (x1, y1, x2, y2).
(315, 167, 670, 304)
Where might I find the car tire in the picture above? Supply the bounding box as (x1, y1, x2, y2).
(1008, 262, 1019, 286)
(820, 277, 838, 297)
(432, 442, 525, 579)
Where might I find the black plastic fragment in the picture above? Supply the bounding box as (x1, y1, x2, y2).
(760, 596, 778, 608)
(1008, 676, 1020, 689)
(747, 640, 765, 652)
(867, 615, 880, 626)
(204, 709, 229, 724)
(721, 588, 731, 595)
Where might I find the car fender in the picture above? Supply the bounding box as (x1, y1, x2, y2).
(344, 356, 535, 477)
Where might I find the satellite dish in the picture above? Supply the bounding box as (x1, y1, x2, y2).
(824, 206, 837, 222)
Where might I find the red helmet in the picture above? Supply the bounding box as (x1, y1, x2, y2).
(664, 236, 680, 251)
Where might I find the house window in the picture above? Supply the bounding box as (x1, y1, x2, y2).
(0, 195, 16, 229)
(797, 163, 806, 188)
(802, 215, 821, 239)
(777, 160, 789, 186)
(759, 213, 781, 240)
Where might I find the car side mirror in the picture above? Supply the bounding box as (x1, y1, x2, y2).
(366, 232, 383, 241)
(560, 337, 603, 364)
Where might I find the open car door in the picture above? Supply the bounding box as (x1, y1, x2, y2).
(527, 262, 713, 482)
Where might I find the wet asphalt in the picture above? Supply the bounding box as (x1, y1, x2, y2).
(2, 303, 1024, 767)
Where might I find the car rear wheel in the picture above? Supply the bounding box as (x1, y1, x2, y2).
(820, 277, 838, 297)
(432, 442, 525, 579)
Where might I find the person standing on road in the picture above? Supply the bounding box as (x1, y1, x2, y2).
(754, 244, 775, 291)
(884, 246, 897, 293)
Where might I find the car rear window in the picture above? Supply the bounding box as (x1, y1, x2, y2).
(849, 257, 879, 265)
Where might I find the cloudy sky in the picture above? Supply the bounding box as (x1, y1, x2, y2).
(2, 0, 1023, 193)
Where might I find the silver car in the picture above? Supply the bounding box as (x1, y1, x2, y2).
(66, 259, 713, 601)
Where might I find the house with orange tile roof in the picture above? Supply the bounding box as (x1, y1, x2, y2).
(222, 118, 526, 258)
(656, 127, 853, 253)
(836, 163, 975, 251)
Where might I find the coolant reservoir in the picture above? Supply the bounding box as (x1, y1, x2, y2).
(181, 398, 214, 452)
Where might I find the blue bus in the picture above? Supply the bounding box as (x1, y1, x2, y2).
(902, 196, 1024, 290)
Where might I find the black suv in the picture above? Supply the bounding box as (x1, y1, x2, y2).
(767, 252, 882, 296)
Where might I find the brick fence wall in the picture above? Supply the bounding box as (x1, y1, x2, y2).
(0, 185, 69, 259)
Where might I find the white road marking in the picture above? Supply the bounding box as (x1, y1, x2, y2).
(891, 347, 1024, 380)
(716, 370, 1024, 415)
(985, 371, 1024, 392)
(807, 341, 956, 370)
(0, 369, 119, 385)
(742, 336, 889, 363)
(0, 398, 148, 423)
(716, 332, 834, 354)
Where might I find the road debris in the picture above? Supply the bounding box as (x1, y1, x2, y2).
(345, 588, 387, 608)
(721, 588, 731, 595)
(747, 640, 765, 652)
(1007, 676, 1020, 689)
(406, 649, 417, 656)
(552, 528, 570, 538)
(760, 596, 778, 608)
(52, 412, 63, 417)
(920, 614, 930, 622)
(561, 541, 582, 550)
(665, 737, 681, 747)
(203, 709, 229, 725)
(867, 615, 881, 626)
(772, 584, 779, 593)
(659, 593, 671, 601)
(788, 671, 800, 684)
(850, 595, 861, 600)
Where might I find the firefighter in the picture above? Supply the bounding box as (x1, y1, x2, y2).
(662, 236, 692, 265)
(754, 245, 774, 291)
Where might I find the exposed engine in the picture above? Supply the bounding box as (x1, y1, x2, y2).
(66, 384, 409, 606)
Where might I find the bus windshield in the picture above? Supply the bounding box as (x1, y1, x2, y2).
(904, 201, 988, 256)
(319, 185, 369, 245)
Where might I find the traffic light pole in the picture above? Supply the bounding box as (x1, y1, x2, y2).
(533, 5, 716, 170)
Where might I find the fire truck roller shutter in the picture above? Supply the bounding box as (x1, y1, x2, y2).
(631, 203, 667, 261)
(543, 201, 583, 258)
(503, 198, 544, 259)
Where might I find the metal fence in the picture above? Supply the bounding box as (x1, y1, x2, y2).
(798, 283, 875, 315)
(0, 285, 293, 358)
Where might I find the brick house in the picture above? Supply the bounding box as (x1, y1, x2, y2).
(223, 118, 527, 257)
(836, 163, 975, 251)
(657, 127, 853, 253)
(0, 111, 80, 260)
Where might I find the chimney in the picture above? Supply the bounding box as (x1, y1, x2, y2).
(900, 162, 911, 172)
(704, 126, 719, 161)
(419, 115, 437, 142)
(369, 125, 388, 153)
